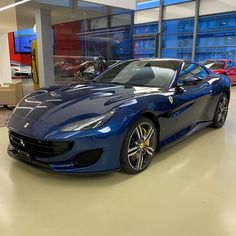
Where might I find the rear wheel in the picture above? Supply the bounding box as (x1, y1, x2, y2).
(120, 117, 157, 174)
(211, 93, 229, 128)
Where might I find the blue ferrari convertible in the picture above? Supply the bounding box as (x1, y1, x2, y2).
(7, 59, 230, 174)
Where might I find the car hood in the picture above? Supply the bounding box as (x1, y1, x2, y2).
(10, 82, 163, 127)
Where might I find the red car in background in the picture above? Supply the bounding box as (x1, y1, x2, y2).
(201, 59, 236, 85)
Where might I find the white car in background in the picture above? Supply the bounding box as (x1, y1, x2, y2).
(11, 61, 32, 77)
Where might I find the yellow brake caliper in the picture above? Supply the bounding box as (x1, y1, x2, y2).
(142, 128, 150, 146)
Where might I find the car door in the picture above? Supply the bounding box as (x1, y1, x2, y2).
(158, 62, 214, 146)
(159, 62, 213, 146)
(175, 62, 214, 132)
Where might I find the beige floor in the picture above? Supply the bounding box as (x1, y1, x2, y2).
(0, 107, 11, 127)
(0, 89, 236, 236)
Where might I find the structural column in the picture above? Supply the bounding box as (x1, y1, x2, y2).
(192, 0, 200, 61)
(157, 0, 164, 58)
(35, 8, 54, 87)
(0, 33, 12, 84)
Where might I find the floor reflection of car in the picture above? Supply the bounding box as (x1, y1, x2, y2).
(7, 59, 230, 174)
(201, 59, 236, 85)
(11, 61, 32, 77)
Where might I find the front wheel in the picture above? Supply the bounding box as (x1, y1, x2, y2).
(120, 117, 157, 174)
(211, 93, 229, 128)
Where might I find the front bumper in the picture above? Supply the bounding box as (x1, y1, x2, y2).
(8, 145, 120, 174)
(7, 128, 125, 174)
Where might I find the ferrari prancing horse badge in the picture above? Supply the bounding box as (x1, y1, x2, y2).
(168, 96, 173, 104)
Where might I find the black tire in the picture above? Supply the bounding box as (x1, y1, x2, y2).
(211, 93, 229, 128)
(120, 117, 157, 174)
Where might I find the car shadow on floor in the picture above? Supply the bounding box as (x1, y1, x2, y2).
(152, 127, 216, 165)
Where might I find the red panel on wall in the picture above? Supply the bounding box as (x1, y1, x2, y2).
(53, 21, 81, 56)
(8, 20, 81, 64)
(8, 33, 31, 66)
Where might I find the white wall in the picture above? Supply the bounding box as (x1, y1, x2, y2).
(134, 8, 159, 24)
(84, 0, 136, 10)
(0, 33, 12, 84)
(164, 1, 195, 20)
(200, 0, 236, 16)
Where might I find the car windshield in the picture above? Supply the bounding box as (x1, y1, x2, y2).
(95, 60, 180, 88)
(201, 60, 225, 70)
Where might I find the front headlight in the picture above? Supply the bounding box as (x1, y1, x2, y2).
(61, 109, 118, 132)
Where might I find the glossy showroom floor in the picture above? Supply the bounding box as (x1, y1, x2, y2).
(0, 88, 236, 236)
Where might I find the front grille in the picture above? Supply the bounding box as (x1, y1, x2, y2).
(9, 131, 74, 158)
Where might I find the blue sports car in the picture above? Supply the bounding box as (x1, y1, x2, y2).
(7, 59, 230, 174)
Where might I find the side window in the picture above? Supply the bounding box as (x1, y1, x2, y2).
(195, 65, 209, 79)
(179, 63, 208, 81)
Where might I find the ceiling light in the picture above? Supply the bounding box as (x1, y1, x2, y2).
(0, 0, 31, 12)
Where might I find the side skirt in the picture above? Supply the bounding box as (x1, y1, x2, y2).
(158, 121, 213, 152)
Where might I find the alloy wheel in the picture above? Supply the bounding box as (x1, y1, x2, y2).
(217, 96, 228, 126)
(127, 122, 156, 171)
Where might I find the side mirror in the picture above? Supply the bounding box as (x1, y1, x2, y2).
(175, 80, 184, 94)
(182, 76, 201, 85)
(176, 80, 184, 87)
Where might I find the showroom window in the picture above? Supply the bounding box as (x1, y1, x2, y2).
(90, 16, 108, 30)
(111, 14, 132, 27)
(162, 18, 194, 59)
(53, 12, 132, 82)
(133, 22, 159, 58)
(196, 13, 236, 61)
(79, 14, 132, 60)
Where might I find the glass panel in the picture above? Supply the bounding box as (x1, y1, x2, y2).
(53, 12, 132, 84)
(111, 14, 131, 27)
(196, 13, 236, 61)
(90, 17, 108, 30)
(111, 28, 132, 60)
(133, 22, 158, 58)
(133, 38, 156, 58)
(162, 18, 194, 59)
(134, 23, 158, 35)
(163, 18, 194, 34)
(77, 1, 107, 13)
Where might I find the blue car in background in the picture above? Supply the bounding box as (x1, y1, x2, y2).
(7, 59, 230, 174)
